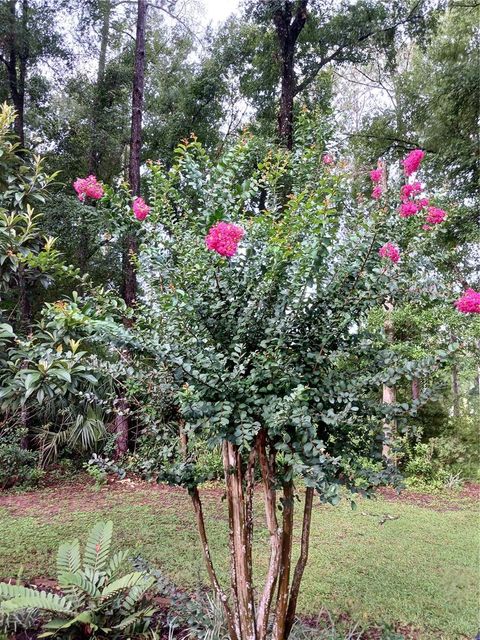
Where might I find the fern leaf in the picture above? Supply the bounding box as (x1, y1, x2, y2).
(57, 540, 81, 576)
(106, 550, 129, 580)
(0, 583, 36, 601)
(111, 606, 157, 631)
(121, 576, 155, 614)
(83, 521, 113, 574)
(58, 571, 100, 599)
(100, 572, 145, 600)
(0, 590, 73, 615)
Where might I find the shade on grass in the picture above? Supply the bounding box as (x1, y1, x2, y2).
(0, 481, 476, 639)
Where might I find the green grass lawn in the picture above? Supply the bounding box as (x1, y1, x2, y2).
(0, 479, 477, 639)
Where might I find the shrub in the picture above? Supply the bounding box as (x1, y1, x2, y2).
(0, 425, 41, 490)
(0, 521, 159, 638)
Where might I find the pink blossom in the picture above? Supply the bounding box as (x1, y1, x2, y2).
(399, 201, 420, 218)
(205, 221, 245, 257)
(422, 224, 433, 231)
(370, 168, 383, 183)
(418, 198, 430, 209)
(322, 154, 333, 165)
(73, 175, 104, 202)
(133, 196, 150, 221)
(455, 289, 480, 314)
(401, 182, 422, 201)
(425, 206, 446, 225)
(403, 149, 425, 176)
(371, 185, 383, 200)
(379, 242, 400, 264)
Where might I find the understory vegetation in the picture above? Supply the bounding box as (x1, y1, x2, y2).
(0, 0, 478, 638)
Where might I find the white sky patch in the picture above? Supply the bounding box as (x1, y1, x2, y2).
(200, 0, 240, 26)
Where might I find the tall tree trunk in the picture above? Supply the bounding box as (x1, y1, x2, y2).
(272, 1, 308, 150)
(122, 0, 147, 309)
(5, 0, 26, 146)
(115, 0, 148, 458)
(128, 0, 146, 198)
(88, 0, 111, 175)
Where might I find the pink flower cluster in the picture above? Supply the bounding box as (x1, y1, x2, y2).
(322, 153, 333, 165)
(369, 164, 384, 199)
(403, 149, 425, 176)
(133, 196, 150, 221)
(73, 175, 104, 202)
(378, 242, 400, 264)
(425, 207, 446, 225)
(396, 151, 447, 230)
(205, 221, 245, 257)
(399, 201, 420, 218)
(401, 182, 422, 201)
(455, 289, 480, 314)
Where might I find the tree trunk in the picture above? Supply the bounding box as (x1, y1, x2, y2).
(411, 378, 420, 401)
(272, 1, 308, 150)
(223, 442, 257, 640)
(88, 0, 111, 175)
(114, 0, 148, 458)
(382, 300, 396, 461)
(284, 487, 314, 637)
(122, 0, 147, 312)
(4, 0, 26, 146)
(452, 363, 460, 418)
(128, 0, 147, 197)
(272, 481, 294, 640)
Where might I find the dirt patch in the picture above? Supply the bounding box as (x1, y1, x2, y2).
(0, 475, 224, 520)
(1, 474, 478, 520)
(378, 483, 479, 512)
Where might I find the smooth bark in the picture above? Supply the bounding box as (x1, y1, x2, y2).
(382, 300, 396, 460)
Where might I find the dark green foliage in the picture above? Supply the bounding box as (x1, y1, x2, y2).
(0, 423, 41, 490)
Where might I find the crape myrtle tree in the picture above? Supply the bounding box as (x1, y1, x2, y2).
(111, 114, 474, 640)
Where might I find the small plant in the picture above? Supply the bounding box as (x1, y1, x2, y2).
(0, 521, 158, 638)
(83, 459, 108, 489)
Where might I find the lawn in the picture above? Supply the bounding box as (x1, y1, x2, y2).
(0, 478, 477, 639)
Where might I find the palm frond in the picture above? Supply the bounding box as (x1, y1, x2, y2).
(0, 590, 73, 615)
(111, 606, 157, 631)
(58, 571, 100, 599)
(101, 572, 146, 600)
(57, 540, 81, 576)
(106, 549, 129, 580)
(121, 576, 156, 615)
(83, 521, 113, 574)
(0, 583, 36, 604)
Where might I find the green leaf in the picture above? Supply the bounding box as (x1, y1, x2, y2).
(83, 521, 113, 574)
(0, 590, 73, 615)
(51, 369, 71, 384)
(101, 572, 146, 599)
(58, 571, 99, 599)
